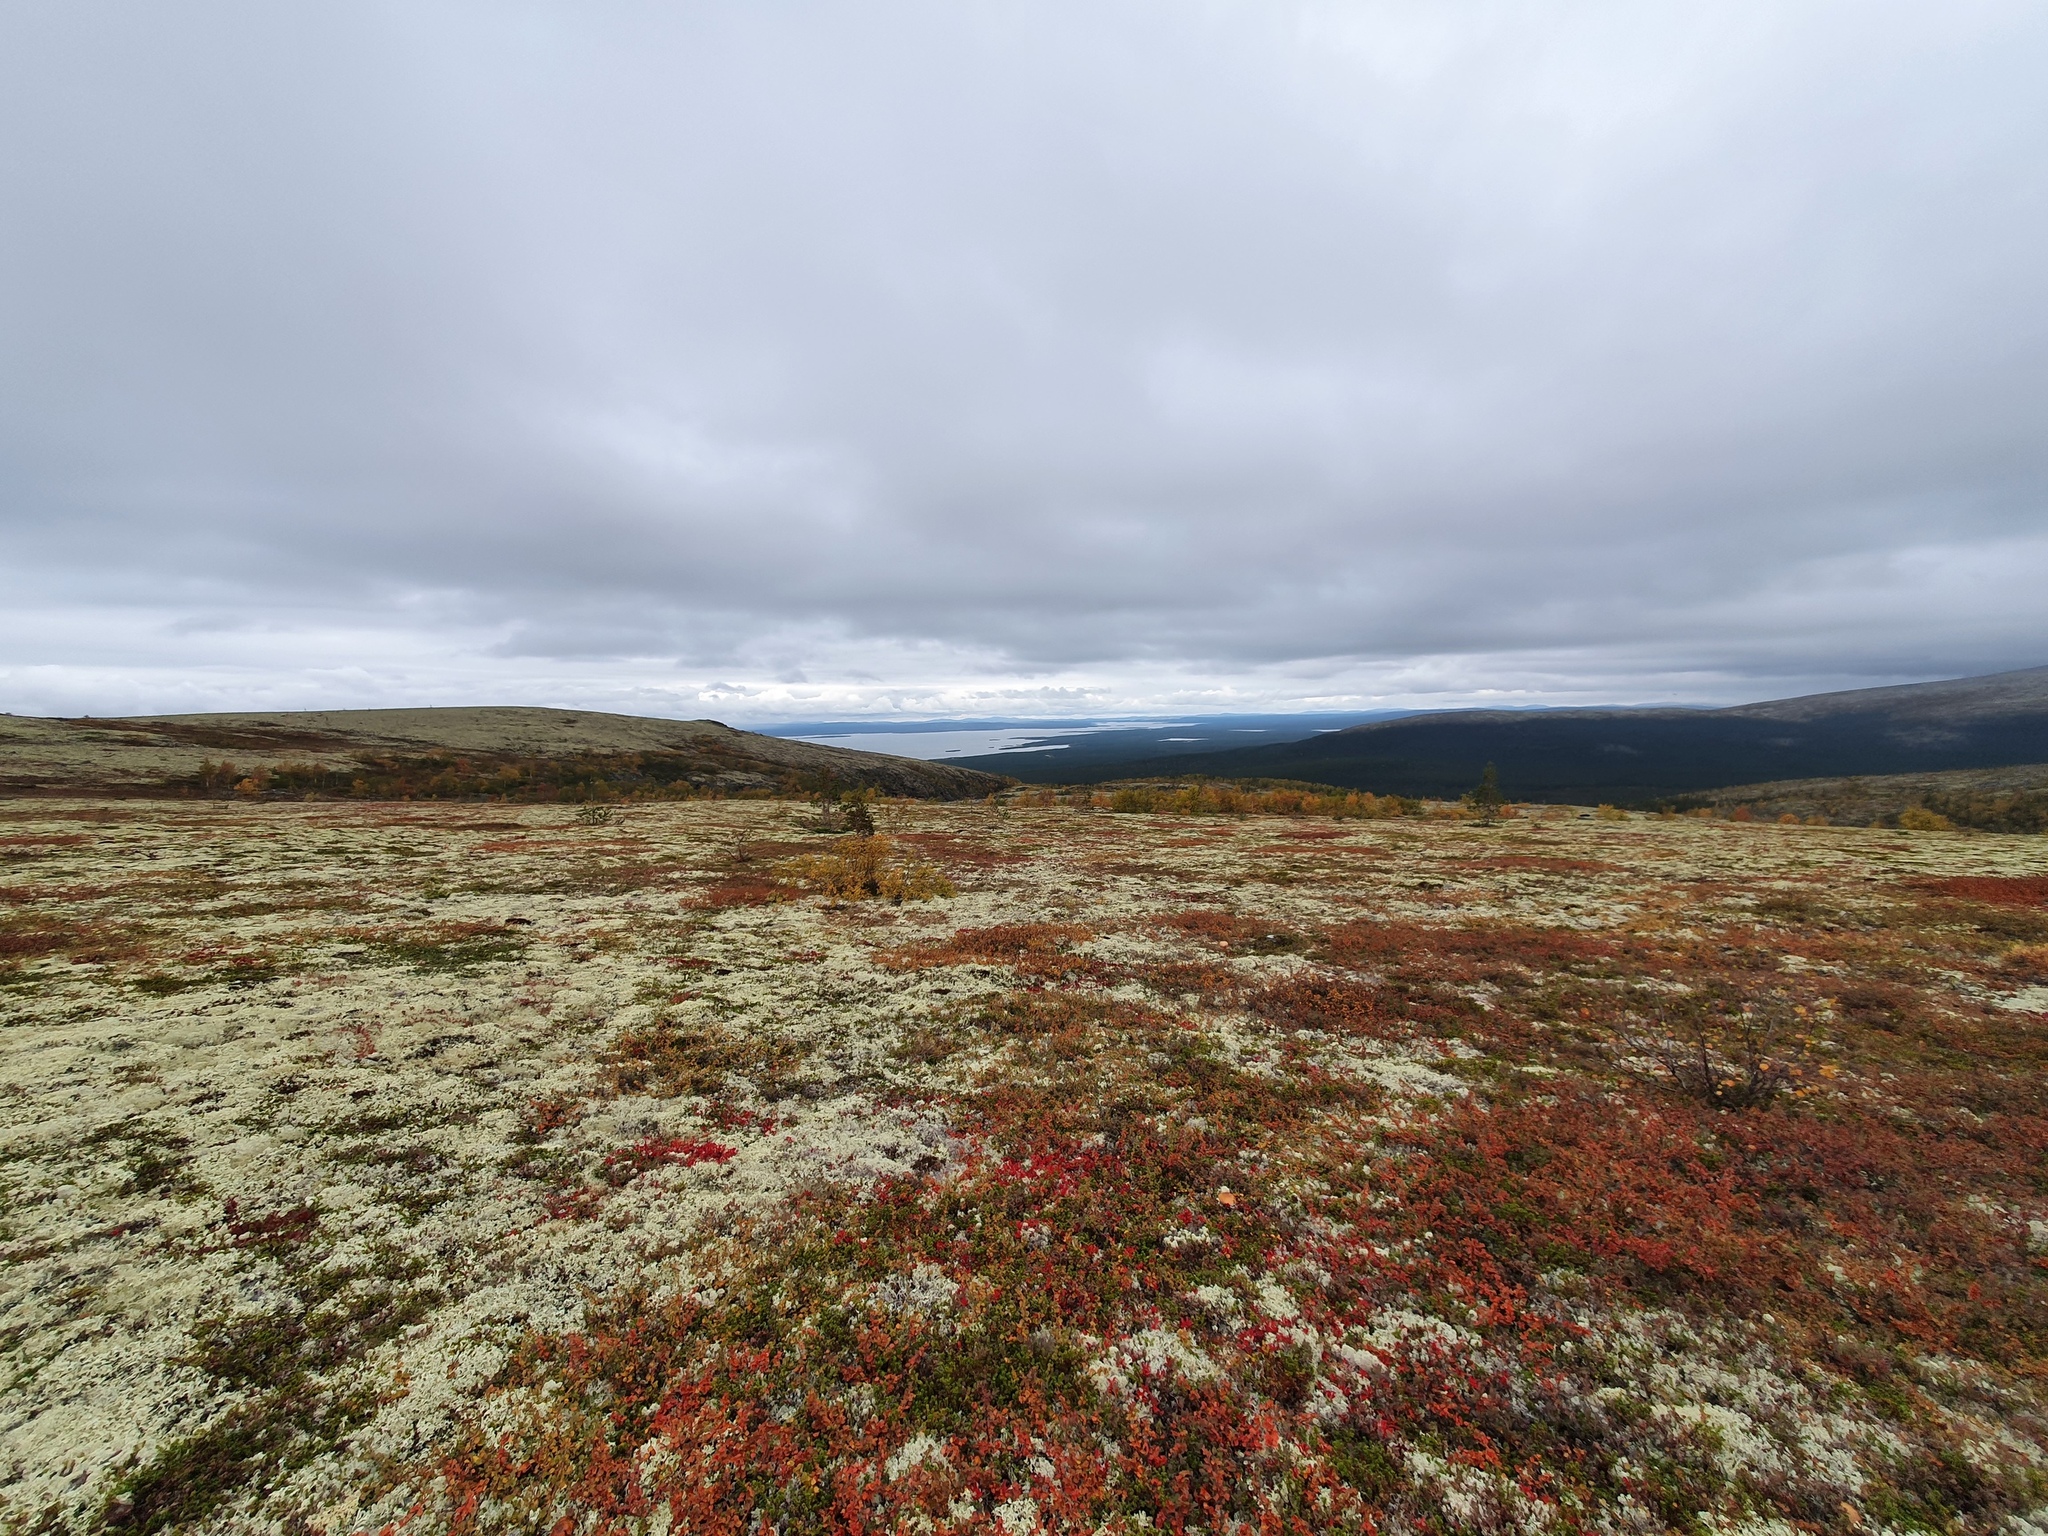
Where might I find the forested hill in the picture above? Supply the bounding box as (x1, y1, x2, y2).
(949, 665, 2048, 803)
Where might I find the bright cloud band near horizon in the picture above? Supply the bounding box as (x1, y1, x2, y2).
(3, 2, 2045, 722)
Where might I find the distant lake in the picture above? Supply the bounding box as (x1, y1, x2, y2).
(785, 724, 1181, 761)
(758, 714, 1412, 766)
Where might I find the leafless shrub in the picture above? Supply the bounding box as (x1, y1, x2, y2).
(1622, 989, 1805, 1111)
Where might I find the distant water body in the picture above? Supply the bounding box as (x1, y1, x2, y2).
(783, 724, 1174, 761)
(764, 717, 1350, 763)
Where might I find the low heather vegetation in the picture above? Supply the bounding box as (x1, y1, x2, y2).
(1, 795, 2045, 1534)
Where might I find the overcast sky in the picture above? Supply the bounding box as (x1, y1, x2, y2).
(2, 2, 2045, 722)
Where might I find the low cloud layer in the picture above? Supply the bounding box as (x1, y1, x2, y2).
(3, 2, 2044, 720)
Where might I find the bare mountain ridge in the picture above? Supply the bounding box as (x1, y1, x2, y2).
(0, 706, 1010, 800)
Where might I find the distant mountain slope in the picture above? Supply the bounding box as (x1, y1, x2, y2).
(1726, 667, 2048, 724)
(850, 712, 1403, 782)
(0, 707, 1010, 800)
(1670, 761, 2048, 831)
(963, 666, 2048, 802)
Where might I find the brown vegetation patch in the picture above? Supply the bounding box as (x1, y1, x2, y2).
(1154, 908, 1258, 945)
(687, 873, 790, 909)
(602, 1017, 807, 1099)
(956, 989, 1168, 1042)
(342, 921, 530, 973)
(1246, 974, 1397, 1037)
(0, 913, 146, 965)
(1081, 858, 1181, 879)
(1831, 981, 1933, 1035)
(1155, 910, 1309, 957)
(1912, 874, 2048, 907)
(879, 921, 1094, 979)
(0, 922, 74, 960)
(1321, 917, 1633, 977)
(1117, 958, 1244, 1004)
(1459, 853, 1620, 874)
(890, 830, 1025, 867)
(217, 1199, 319, 1254)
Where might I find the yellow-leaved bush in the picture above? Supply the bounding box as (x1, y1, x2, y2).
(783, 836, 955, 902)
(1897, 805, 1954, 831)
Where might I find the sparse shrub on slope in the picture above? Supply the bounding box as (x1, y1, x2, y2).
(182, 749, 850, 804)
(1107, 779, 1417, 817)
(1897, 804, 1954, 831)
(1922, 787, 2048, 832)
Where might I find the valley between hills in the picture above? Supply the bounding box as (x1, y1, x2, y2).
(4, 793, 2048, 1534)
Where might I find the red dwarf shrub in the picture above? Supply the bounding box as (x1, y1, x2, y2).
(1321, 918, 1633, 978)
(603, 1136, 736, 1183)
(218, 1199, 317, 1254)
(407, 845, 2048, 1535)
(1912, 875, 2048, 907)
(687, 874, 788, 909)
(518, 1094, 582, 1139)
(1246, 974, 1396, 1037)
(880, 922, 1096, 982)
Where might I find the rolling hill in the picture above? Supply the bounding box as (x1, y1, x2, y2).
(1667, 760, 2048, 831)
(945, 665, 2048, 803)
(0, 707, 1011, 800)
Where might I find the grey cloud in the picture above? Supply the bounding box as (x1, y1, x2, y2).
(1, 1, 2045, 716)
